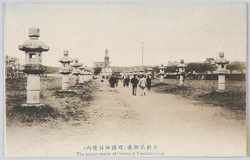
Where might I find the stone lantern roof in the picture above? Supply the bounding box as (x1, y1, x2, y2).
(71, 59, 83, 67)
(215, 52, 229, 64)
(158, 64, 166, 70)
(79, 66, 86, 75)
(147, 68, 153, 71)
(79, 66, 85, 70)
(177, 59, 187, 68)
(18, 28, 49, 52)
(59, 50, 73, 63)
(71, 59, 83, 75)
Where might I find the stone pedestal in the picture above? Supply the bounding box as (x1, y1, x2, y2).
(61, 74, 70, 91)
(158, 75, 163, 82)
(26, 74, 40, 104)
(217, 75, 226, 92)
(179, 75, 184, 86)
(79, 74, 84, 84)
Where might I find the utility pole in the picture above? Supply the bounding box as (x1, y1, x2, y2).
(142, 42, 144, 68)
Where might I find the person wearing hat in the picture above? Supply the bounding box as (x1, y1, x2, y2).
(139, 75, 147, 96)
(146, 75, 152, 91)
(131, 74, 139, 96)
(109, 74, 116, 92)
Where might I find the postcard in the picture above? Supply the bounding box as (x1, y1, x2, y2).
(3, 2, 247, 158)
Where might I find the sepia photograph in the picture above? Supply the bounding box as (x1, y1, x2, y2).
(3, 2, 247, 158)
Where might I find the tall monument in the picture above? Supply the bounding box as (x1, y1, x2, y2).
(104, 48, 110, 67)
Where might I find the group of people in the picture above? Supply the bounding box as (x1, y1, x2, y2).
(99, 75, 117, 92)
(100, 74, 152, 96)
(130, 74, 151, 96)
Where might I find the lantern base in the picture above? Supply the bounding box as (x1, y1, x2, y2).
(216, 89, 227, 93)
(59, 89, 72, 93)
(21, 103, 45, 107)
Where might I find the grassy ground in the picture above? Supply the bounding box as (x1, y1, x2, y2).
(151, 79, 246, 111)
(5, 76, 97, 126)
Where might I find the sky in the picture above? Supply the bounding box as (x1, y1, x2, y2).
(4, 3, 246, 67)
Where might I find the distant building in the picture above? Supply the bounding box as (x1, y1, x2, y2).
(167, 61, 179, 66)
(93, 49, 113, 77)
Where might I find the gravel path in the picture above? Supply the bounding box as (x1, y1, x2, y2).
(5, 78, 246, 157)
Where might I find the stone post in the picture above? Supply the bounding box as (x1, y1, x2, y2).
(215, 52, 229, 92)
(71, 59, 83, 85)
(177, 59, 187, 86)
(18, 27, 49, 106)
(158, 64, 166, 82)
(58, 50, 73, 91)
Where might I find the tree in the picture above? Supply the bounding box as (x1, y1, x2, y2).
(152, 66, 159, 73)
(44, 66, 60, 74)
(226, 61, 246, 73)
(186, 62, 216, 74)
(94, 67, 102, 75)
(165, 65, 178, 73)
(5, 55, 20, 78)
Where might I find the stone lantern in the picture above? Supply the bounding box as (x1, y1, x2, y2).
(134, 68, 138, 76)
(146, 68, 153, 78)
(79, 66, 86, 84)
(215, 52, 229, 92)
(87, 68, 93, 81)
(139, 67, 144, 77)
(18, 27, 49, 106)
(177, 59, 187, 86)
(129, 69, 133, 79)
(58, 50, 73, 91)
(71, 59, 83, 85)
(84, 68, 90, 81)
(158, 64, 166, 82)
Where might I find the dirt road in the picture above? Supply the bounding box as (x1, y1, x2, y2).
(5, 79, 246, 157)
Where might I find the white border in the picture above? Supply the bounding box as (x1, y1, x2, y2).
(0, 0, 249, 160)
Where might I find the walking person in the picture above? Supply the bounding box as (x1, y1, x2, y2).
(115, 77, 119, 87)
(146, 75, 152, 91)
(131, 75, 139, 96)
(123, 76, 127, 87)
(109, 74, 116, 92)
(125, 76, 130, 87)
(139, 75, 147, 96)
